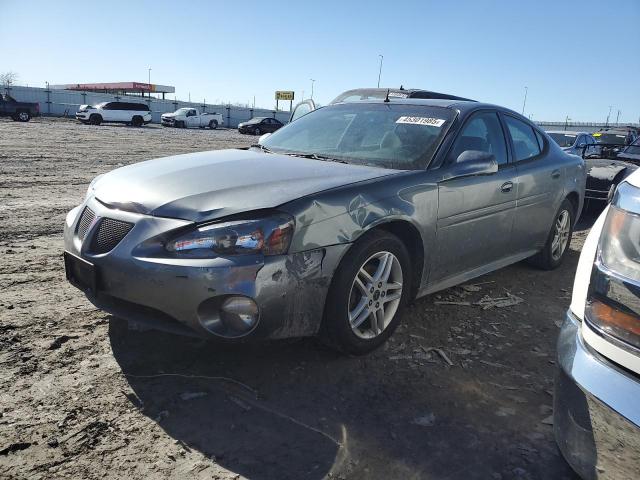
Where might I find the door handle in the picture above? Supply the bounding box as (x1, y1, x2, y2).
(551, 169, 561, 179)
(500, 182, 513, 193)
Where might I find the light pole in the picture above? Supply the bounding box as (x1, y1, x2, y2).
(377, 55, 384, 88)
(310, 79, 315, 100)
(521, 86, 528, 115)
(606, 105, 613, 126)
(616, 109, 621, 125)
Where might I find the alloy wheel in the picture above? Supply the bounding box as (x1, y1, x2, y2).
(551, 210, 570, 261)
(18, 111, 29, 121)
(348, 251, 403, 339)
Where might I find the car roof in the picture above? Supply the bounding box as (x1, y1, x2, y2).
(331, 87, 476, 104)
(329, 97, 513, 114)
(546, 130, 590, 135)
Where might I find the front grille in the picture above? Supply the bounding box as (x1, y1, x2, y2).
(90, 218, 134, 254)
(76, 207, 96, 240)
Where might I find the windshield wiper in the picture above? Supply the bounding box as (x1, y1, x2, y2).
(251, 144, 274, 153)
(283, 152, 349, 164)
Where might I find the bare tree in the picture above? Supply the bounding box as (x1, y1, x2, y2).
(0, 71, 18, 87)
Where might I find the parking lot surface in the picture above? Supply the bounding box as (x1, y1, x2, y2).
(0, 118, 587, 479)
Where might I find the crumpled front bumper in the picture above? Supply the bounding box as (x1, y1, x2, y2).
(554, 311, 640, 479)
(63, 197, 348, 340)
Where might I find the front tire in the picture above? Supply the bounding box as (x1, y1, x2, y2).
(17, 110, 31, 122)
(321, 231, 411, 355)
(528, 199, 575, 270)
(254, 127, 261, 135)
(89, 114, 102, 125)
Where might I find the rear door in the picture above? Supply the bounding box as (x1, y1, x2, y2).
(505, 115, 561, 254)
(432, 110, 517, 282)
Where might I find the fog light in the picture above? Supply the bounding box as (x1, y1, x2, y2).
(220, 296, 259, 332)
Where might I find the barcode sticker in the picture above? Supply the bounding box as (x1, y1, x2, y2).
(396, 116, 446, 127)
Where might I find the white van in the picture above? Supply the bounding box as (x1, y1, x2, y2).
(76, 101, 152, 127)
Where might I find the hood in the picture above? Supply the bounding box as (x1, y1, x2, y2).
(93, 149, 397, 222)
(161, 112, 175, 118)
(586, 158, 636, 184)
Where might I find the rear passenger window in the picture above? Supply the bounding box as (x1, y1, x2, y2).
(449, 111, 508, 165)
(504, 116, 541, 161)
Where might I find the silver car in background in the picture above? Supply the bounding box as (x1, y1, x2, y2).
(64, 99, 585, 354)
(547, 130, 597, 157)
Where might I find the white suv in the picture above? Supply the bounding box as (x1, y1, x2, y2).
(555, 171, 640, 479)
(76, 101, 152, 127)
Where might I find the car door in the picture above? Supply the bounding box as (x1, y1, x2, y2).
(185, 109, 196, 127)
(432, 110, 517, 282)
(504, 114, 561, 254)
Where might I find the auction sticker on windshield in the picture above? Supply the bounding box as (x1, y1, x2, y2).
(396, 116, 446, 127)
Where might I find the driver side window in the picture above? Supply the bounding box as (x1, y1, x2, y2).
(449, 111, 507, 165)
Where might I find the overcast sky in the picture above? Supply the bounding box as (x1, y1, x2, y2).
(2, 0, 639, 122)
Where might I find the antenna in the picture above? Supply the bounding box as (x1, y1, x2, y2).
(384, 89, 390, 103)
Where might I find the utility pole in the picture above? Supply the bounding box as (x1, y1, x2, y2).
(606, 105, 612, 126)
(616, 109, 621, 125)
(377, 55, 384, 88)
(521, 86, 528, 115)
(564, 116, 570, 131)
(310, 79, 315, 100)
(148, 67, 151, 98)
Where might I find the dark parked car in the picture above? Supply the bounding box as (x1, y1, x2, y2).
(592, 127, 637, 159)
(0, 93, 39, 122)
(64, 98, 585, 354)
(238, 117, 283, 135)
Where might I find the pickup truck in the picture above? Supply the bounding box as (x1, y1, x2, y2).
(161, 108, 223, 129)
(0, 93, 39, 122)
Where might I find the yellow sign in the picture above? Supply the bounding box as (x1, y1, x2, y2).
(275, 91, 295, 101)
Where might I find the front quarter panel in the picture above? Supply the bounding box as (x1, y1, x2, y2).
(281, 171, 439, 290)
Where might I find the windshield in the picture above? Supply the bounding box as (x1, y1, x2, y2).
(623, 137, 640, 155)
(174, 108, 190, 115)
(548, 133, 577, 147)
(246, 117, 265, 124)
(593, 133, 627, 145)
(261, 103, 454, 169)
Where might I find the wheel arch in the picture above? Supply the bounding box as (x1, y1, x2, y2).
(565, 191, 580, 222)
(352, 219, 425, 301)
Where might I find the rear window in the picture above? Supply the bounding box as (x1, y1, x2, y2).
(504, 116, 541, 161)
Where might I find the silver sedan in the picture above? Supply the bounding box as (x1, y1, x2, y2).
(64, 98, 586, 354)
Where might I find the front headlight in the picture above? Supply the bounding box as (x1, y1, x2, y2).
(599, 205, 640, 281)
(165, 213, 294, 258)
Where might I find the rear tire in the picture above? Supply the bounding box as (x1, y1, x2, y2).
(177, 120, 186, 128)
(528, 199, 575, 270)
(254, 127, 261, 135)
(131, 116, 143, 127)
(209, 120, 218, 129)
(89, 114, 102, 125)
(320, 231, 411, 355)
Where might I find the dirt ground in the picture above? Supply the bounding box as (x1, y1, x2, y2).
(0, 117, 594, 480)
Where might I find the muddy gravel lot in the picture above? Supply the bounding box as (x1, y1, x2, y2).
(0, 117, 594, 479)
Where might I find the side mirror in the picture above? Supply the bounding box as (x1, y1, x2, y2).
(443, 150, 498, 180)
(258, 132, 272, 144)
